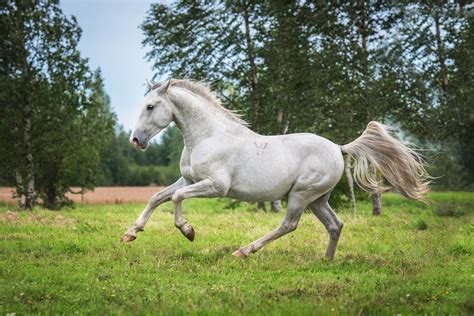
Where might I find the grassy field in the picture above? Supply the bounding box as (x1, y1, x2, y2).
(1, 192, 473, 315)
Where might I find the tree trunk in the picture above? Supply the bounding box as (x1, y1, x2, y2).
(345, 156, 357, 215)
(372, 191, 382, 216)
(242, 3, 260, 129)
(370, 167, 382, 215)
(22, 95, 35, 209)
(434, 9, 449, 93)
(45, 184, 57, 209)
(17, 29, 35, 210)
(358, 0, 369, 78)
(15, 172, 26, 209)
(358, 0, 381, 216)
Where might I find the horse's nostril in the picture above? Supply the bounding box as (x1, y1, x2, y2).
(132, 137, 139, 146)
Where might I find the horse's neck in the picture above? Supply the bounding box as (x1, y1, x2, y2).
(170, 89, 249, 149)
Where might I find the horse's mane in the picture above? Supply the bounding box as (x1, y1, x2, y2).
(150, 79, 248, 126)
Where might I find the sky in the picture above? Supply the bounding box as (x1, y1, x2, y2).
(61, 0, 163, 131)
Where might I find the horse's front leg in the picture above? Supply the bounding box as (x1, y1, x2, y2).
(174, 201, 195, 241)
(121, 177, 188, 242)
(171, 178, 226, 241)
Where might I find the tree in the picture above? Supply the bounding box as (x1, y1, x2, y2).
(35, 70, 115, 208)
(385, 3, 473, 189)
(0, 1, 115, 209)
(444, 12, 474, 187)
(144, 1, 281, 128)
(141, 1, 472, 207)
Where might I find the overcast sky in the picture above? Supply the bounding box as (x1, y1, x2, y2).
(61, 0, 162, 131)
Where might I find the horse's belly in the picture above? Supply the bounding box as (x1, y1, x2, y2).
(226, 183, 292, 202)
(226, 178, 294, 201)
(226, 155, 298, 202)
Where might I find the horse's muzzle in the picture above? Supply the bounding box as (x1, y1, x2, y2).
(130, 131, 148, 150)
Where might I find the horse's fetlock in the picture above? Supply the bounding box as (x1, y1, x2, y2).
(174, 220, 186, 229)
(328, 225, 341, 240)
(282, 221, 298, 232)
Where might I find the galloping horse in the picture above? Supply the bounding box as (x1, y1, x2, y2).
(121, 79, 429, 259)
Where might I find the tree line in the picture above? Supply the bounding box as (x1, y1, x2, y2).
(98, 125, 183, 188)
(1, 1, 472, 210)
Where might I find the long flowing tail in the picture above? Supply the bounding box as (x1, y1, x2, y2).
(341, 121, 430, 200)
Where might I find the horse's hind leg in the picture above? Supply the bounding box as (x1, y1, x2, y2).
(308, 193, 344, 260)
(232, 193, 305, 258)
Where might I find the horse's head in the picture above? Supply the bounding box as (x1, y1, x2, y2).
(130, 80, 174, 149)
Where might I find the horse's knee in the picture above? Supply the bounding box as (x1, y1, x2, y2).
(148, 190, 170, 207)
(148, 194, 161, 206)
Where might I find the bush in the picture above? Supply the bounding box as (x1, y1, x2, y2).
(434, 199, 466, 217)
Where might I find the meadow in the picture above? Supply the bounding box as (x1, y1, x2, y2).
(1, 192, 473, 315)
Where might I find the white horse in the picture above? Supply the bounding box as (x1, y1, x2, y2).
(121, 79, 429, 260)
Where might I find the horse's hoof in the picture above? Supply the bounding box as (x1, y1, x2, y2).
(184, 226, 195, 242)
(232, 249, 248, 259)
(121, 234, 136, 243)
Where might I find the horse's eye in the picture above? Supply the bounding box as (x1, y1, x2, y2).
(146, 104, 154, 111)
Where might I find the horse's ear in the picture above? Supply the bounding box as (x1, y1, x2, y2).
(145, 78, 153, 90)
(163, 79, 173, 93)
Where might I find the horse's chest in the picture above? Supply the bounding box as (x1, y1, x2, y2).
(180, 162, 207, 183)
(181, 165, 194, 182)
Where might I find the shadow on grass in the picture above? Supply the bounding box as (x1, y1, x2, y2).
(170, 245, 237, 264)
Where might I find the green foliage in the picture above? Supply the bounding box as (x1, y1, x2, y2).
(0, 1, 116, 208)
(142, 1, 474, 192)
(0, 192, 472, 314)
(446, 14, 474, 187)
(434, 198, 466, 217)
(98, 125, 183, 186)
(34, 71, 115, 209)
(428, 148, 467, 191)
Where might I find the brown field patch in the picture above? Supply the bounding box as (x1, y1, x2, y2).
(0, 186, 164, 205)
(0, 211, 76, 226)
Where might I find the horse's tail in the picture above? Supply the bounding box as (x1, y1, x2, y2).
(340, 121, 430, 201)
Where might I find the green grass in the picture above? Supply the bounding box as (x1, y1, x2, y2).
(1, 192, 473, 315)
